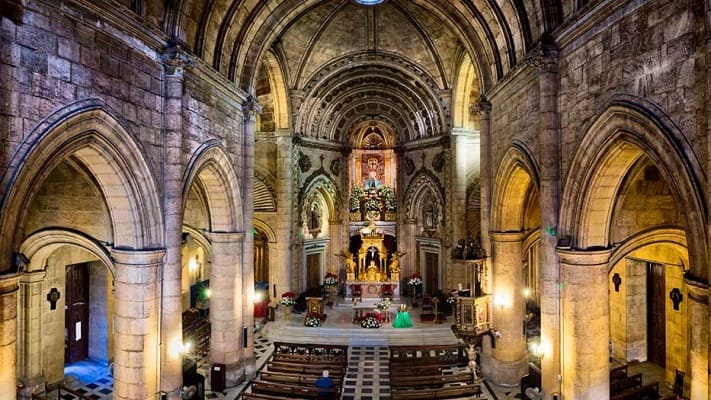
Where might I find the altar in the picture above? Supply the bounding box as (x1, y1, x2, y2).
(345, 281, 400, 302)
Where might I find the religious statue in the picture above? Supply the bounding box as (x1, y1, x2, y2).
(424, 202, 437, 230)
(467, 344, 478, 379)
(389, 250, 405, 282)
(309, 203, 321, 230)
(337, 249, 356, 281)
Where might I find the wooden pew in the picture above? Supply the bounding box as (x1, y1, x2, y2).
(389, 344, 467, 367)
(391, 383, 482, 400)
(389, 365, 444, 376)
(610, 373, 643, 396)
(610, 365, 629, 381)
(610, 382, 660, 400)
(251, 380, 339, 400)
(272, 353, 347, 366)
(390, 372, 474, 389)
(259, 370, 343, 387)
(266, 361, 345, 377)
(242, 393, 296, 400)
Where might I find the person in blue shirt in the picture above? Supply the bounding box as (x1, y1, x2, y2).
(315, 369, 335, 398)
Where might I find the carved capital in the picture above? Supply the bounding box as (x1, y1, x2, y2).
(161, 42, 195, 76)
(471, 94, 492, 117)
(243, 95, 262, 121)
(526, 41, 559, 74)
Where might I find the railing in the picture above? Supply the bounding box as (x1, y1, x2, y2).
(31, 384, 94, 400)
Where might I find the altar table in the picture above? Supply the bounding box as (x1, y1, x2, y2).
(345, 281, 400, 301)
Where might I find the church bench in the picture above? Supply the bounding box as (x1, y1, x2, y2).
(242, 393, 296, 400)
(266, 361, 345, 377)
(610, 382, 660, 400)
(389, 365, 444, 376)
(251, 380, 340, 400)
(389, 344, 467, 367)
(610, 373, 643, 395)
(391, 383, 482, 400)
(390, 372, 474, 388)
(273, 342, 349, 358)
(272, 352, 347, 366)
(259, 370, 343, 387)
(610, 365, 629, 381)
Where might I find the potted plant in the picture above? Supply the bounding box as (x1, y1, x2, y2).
(407, 273, 422, 307)
(280, 291, 296, 319)
(350, 186, 364, 220)
(381, 185, 396, 221)
(304, 312, 322, 327)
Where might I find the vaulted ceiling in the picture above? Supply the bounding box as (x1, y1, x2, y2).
(161, 0, 564, 142)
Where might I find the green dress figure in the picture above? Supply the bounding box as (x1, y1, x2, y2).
(392, 305, 413, 328)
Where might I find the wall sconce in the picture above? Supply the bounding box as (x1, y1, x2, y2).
(530, 341, 544, 359)
(523, 288, 531, 298)
(189, 255, 199, 272)
(252, 291, 263, 303)
(612, 273, 622, 292)
(493, 294, 511, 309)
(204, 288, 212, 299)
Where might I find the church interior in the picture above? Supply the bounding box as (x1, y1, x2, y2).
(0, 0, 708, 399)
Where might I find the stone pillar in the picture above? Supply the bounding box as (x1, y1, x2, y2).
(112, 248, 164, 400)
(209, 231, 245, 386)
(274, 130, 293, 300)
(17, 270, 45, 398)
(476, 99, 492, 258)
(0, 273, 20, 400)
(532, 40, 561, 400)
(160, 44, 188, 400)
(557, 248, 611, 400)
(242, 100, 259, 378)
(489, 231, 527, 385)
(450, 129, 478, 246)
(685, 277, 708, 399)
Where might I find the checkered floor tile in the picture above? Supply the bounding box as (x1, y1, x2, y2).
(342, 346, 391, 400)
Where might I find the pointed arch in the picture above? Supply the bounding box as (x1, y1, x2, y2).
(452, 53, 480, 130)
(0, 101, 163, 269)
(262, 51, 290, 130)
(19, 228, 115, 276)
(560, 100, 706, 278)
(253, 219, 277, 244)
(491, 143, 540, 232)
(404, 170, 445, 226)
(298, 171, 341, 221)
(608, 226, 688, 271)
(183, 140, 244, 233)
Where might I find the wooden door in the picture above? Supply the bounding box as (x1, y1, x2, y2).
(306, 253, 321, 291)
(647, 262, 665, 367)
(424, 252, 439, 296)
(65, 263, 89, 364)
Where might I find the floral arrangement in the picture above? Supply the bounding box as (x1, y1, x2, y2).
(447, 296, 456, 305)
(304, 313, 322, 327)
(380, 185, 396, 212)
(280, 291, 296, 306)
(350, 186, 364, 212)
(376, 299, 392, 311)
(360, 313, 382, 328)
(408, 272, 423, 287)
(364, 197, 383, 212)
(324, 272, 338, 286)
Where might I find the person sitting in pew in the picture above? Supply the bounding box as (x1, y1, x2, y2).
(315, 370, 335, 397)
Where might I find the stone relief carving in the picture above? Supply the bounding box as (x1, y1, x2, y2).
(432, 152, 446, 173)
(329, 156, 341, 176)
(404, 157, 415, 176)
(298, 151, 311, 173)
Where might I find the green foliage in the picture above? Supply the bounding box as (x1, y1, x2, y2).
(350, 186, 364, 212)
(380, 185, 396, 212)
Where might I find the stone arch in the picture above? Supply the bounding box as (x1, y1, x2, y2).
(182, 225, 213, 262)
(0, 101, 163, 269)
(19, 228, 115, 276)
(608, 226, 688, 270)
(183, 140, 244, 232)
(560, 101, 707, 277)
(253, 219, 277, 244)
(491, 143, 540, 232)
(298, 172, 341, 222)
(404, 171, 445, 227)
(452, 53, 480, 130)
(261, 51, 290, 130)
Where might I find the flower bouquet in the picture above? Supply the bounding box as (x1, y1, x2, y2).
(360, 313, 382, 328)
(280, 291, 296, 306)
(376, 299, 392, 311)
(447, 296, 456, 305)
(408, 272, 423, 287)
(304, 313, 322, 327)
(324, 272, 338, 287)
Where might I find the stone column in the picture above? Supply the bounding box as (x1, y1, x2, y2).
(0, 273, 20, 400)
(476, 99, 492, 258)
(274, 130, 293, 299)
(450, 129, 478, 246)
(557, 248, 611, 400)
(111, 248, 164, 400)
(209, 231, 245, 386)
(17, 270, 46, 398)
(685, 277, 708, 399)
(489, 231, 527, 385)
(242, 99, 259, 378)
(532, 40, 561, 400)
(160, 44, 189, 400)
